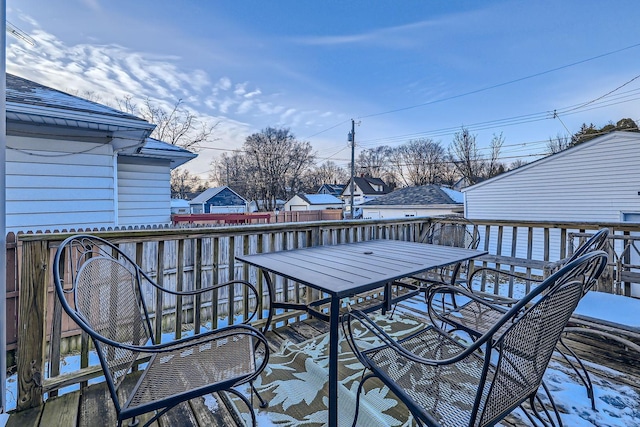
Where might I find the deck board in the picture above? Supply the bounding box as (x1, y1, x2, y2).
(5, 404, 42, 427)
(40, 392, 79, 427)
(77, 380, 117, 427)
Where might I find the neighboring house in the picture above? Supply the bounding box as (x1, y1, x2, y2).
(464, 131, 640, 223)
(284, 194, 343, 211)
(317, 184, 345, 198)
(360, 185, 464, 219)
(464, 130, 640, 282)
(170, 198, 191, 214)
(341, 176, 392, 205)
(5, 73, 196, 233)
(189, 186, 248, 213)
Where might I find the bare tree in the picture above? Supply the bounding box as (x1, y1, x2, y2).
(301, 161, 350, 193)
(449, 129, 506, 184)
(243, 127, 314, 210)
(116, 96, 218, 150)
(547, 133, 573, 154)
(356, 146, 395, 185)
(485, 133, 505, 178)
(171, 168, 207, 199)
(449, 127, 484, 185)
(508, 159, 529, 170)
(388, 138, 446, 186)
(209, 152, 249, 196)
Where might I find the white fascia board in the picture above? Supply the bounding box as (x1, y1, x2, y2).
(132, 150, 197, 169)
(6, 102, 155, 131)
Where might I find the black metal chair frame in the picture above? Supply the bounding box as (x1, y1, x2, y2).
(53, 234, 270, 427)
(429, 228, 609, 410)
(343, 251, 608, 427)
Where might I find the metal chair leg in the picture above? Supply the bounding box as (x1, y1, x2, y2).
(225, 388, 258, 427)
(557, 336, 596, 410)
(251, 382, 269, 408)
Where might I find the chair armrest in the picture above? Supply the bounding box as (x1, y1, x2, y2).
(426, 285, 511, 327)
(140, 272, 264, 324)
(84, 320, 268, 355)
(342, 309, 490, 368)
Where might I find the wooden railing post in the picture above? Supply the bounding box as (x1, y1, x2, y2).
(16, 240, 49, 410)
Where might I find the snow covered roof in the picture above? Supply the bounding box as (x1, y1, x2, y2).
(5, 73, 155, 153)
(190, 186, 247, 204)
(134, 138, 197, 169)
(6, 73, 148, 122)
(299, 194, 343, 205)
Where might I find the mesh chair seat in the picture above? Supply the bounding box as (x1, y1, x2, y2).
(127, 329, 260, 410)
(365, 327, 493, 427)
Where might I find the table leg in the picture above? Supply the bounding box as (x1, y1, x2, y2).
(262, 269, 275, 333)
(328, 296, 339, 427)
(383, 281, 392, 314)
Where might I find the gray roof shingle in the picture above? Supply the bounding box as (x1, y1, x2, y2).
(360, 185, 462, 206)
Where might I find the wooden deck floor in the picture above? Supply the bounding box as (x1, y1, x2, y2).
(5, 300, 640, 427)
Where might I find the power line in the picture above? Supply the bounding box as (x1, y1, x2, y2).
(356, 42, 640, 120)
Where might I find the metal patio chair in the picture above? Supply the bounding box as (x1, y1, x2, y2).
(415, 215, 481, 288)
(390, 216, 480, 314)
(343, 251, 608, 427)
(53, 234, 270, 427)
(428, 228, 609, 410)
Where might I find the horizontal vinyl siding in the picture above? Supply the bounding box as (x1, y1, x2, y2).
(117, 160, 171, 226)
(466, 133, 640, 222)
(6, 135, 116, 232)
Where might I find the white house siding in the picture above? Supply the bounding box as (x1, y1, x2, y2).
(465, 132, 640, 262)
(6, 135, 116, 233)
(465, 132, 640, 223)
(117, 157, 171, 226)
(362, 206, 459, 220)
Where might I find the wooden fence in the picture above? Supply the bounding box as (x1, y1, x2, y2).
(8, 217, 640, 411)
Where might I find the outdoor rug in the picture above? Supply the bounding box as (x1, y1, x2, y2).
(230, 312, 425, 427)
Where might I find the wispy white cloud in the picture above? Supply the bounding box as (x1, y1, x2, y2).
(5, 13, 348, 176)
(291, 9, 487, 49)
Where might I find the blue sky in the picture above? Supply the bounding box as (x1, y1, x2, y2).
(6, 0, 640, 177)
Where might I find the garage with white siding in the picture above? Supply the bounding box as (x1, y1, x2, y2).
(464, 131, 640, 263)
(464, 131, 640, 223)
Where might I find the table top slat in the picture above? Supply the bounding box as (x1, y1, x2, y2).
(237, 240, 487, 297)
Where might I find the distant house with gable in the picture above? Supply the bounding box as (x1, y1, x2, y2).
(341, 175, 393, 218)
(189, 186, 248, 214)
(360, 185, 463, 219)
(5, 73, 196, 232)
(284, 194, 343, 211)
(317, 184, 345, 198)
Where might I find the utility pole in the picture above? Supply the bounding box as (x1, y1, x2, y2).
(348, 119, 355, 219)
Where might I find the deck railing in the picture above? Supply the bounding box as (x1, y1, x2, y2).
(10, 217, 640, 411)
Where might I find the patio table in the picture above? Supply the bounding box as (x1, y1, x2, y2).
(236, 239, 487, 427)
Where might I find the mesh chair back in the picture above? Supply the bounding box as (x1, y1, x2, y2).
(75, 256, 152, 389)
(55, 236, 154, 394)
(569, 228, 609, 262)
(568, 228, 609, 294)
(477, 251, 607, 426)
(423, 217, 480, 250)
